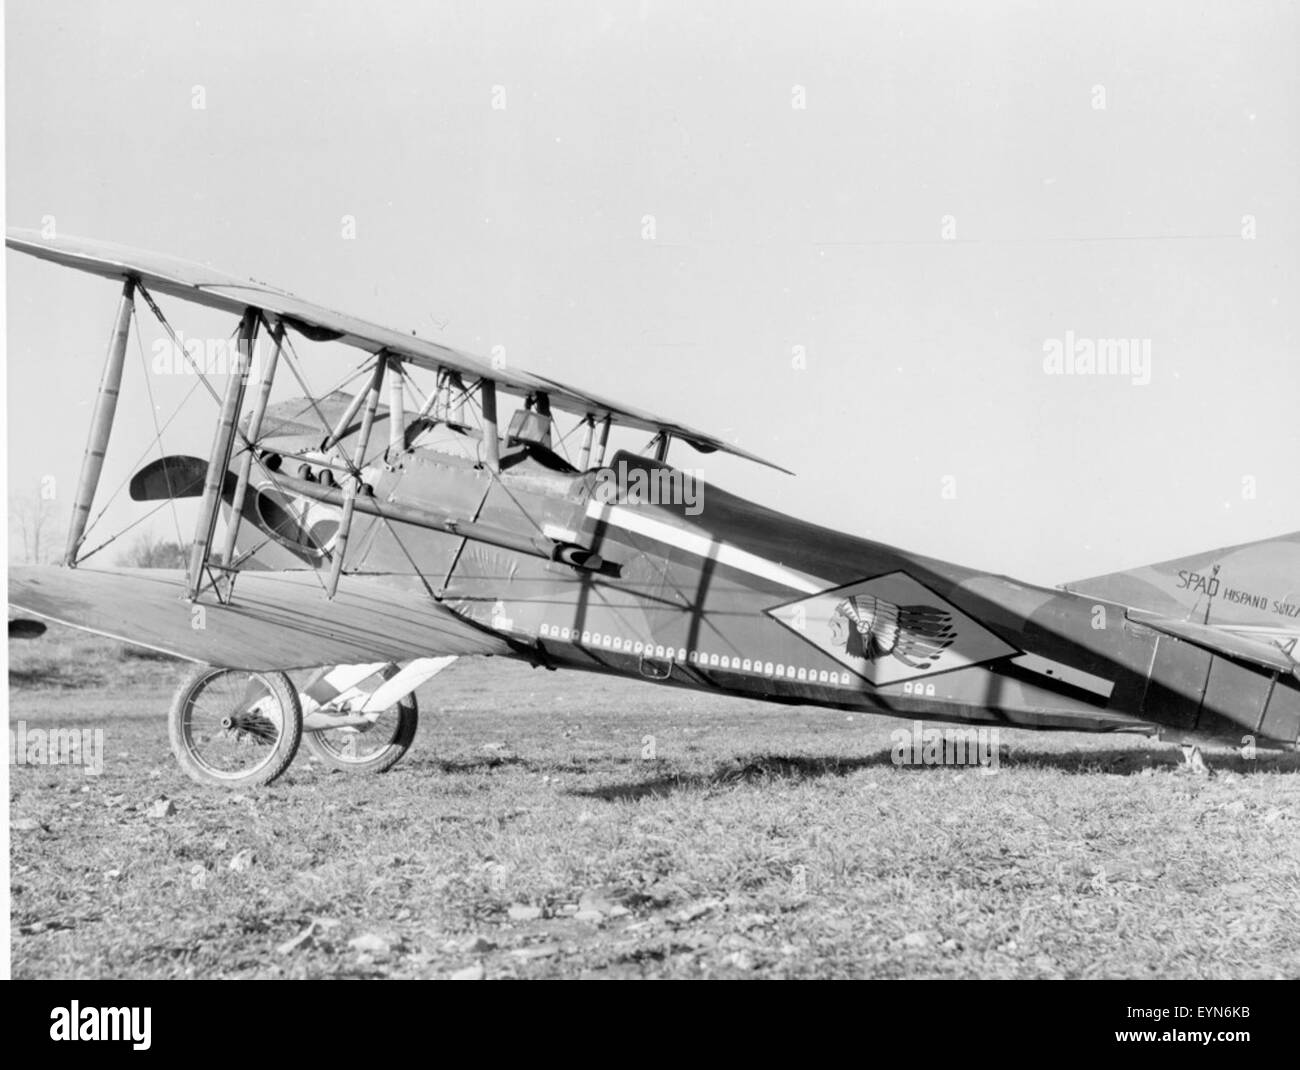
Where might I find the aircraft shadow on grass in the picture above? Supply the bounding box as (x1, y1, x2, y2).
(565, 746, 1300, 802)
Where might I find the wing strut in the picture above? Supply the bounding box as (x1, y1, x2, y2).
(388, 365, 406, 451)
(186, 309, 258, 600)
(65, 278, 136, 566)
(322, 372, 375, 451)
(577, 414, 596, 469)
(439, 371, 462, 424)
(653, 431, 672, 464)
(216, 317, 285, 588)
(481, 378, 500, 470)
(325, 354, 387, 599)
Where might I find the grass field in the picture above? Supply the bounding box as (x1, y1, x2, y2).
(9, 623, 1300, 979)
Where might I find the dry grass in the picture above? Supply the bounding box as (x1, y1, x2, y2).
(9, 624, 1300, 979)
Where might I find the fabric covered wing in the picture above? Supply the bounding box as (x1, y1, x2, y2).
(6, 229, 791, 473)
(9, 566, 510, 670)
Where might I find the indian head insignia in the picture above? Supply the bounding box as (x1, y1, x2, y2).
(767, 572, 1017, 685)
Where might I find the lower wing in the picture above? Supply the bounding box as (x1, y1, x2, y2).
(9, 565, 510, 670)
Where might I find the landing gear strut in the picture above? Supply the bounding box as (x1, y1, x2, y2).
(166, 659, 445, 787)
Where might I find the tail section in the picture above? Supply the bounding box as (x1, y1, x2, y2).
(1064, 531, 1300, 637)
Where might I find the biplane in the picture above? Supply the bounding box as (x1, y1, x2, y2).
(7, 229, 1299, 787)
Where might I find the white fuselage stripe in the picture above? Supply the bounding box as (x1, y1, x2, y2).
(585, 501, 825, 594)
(1009, 653, 1114, 698)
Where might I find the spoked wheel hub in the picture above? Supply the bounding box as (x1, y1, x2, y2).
(168, 666, 302, 788)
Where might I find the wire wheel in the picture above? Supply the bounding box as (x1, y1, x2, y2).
(303, 695, 418, 774)
(168, 667, 302, 788)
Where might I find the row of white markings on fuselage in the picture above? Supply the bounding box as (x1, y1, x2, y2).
(553, 502, 1115, 699)
(536, 620, 858, 687)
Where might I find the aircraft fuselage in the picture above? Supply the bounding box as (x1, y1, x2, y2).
(244, 421, 1300, 751)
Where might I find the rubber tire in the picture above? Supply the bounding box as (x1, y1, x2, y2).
(168, 666, 303, 788)
(302, 695, 418, 774)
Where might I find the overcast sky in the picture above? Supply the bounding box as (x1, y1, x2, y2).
(5, 0, 1297, 584)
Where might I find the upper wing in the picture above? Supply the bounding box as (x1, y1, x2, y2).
(6, 228, 792, 474)
(9, 565, 510, 670)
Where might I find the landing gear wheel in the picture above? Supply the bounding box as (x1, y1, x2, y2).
(303, 695, 418, 774)
(168, 667, 302, 788)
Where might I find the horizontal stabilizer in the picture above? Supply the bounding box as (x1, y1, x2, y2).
(1127, 609, 1298, 679)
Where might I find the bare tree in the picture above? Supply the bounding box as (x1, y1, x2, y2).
(9, 492, 61, 564)
(117, 532, 188, 569)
